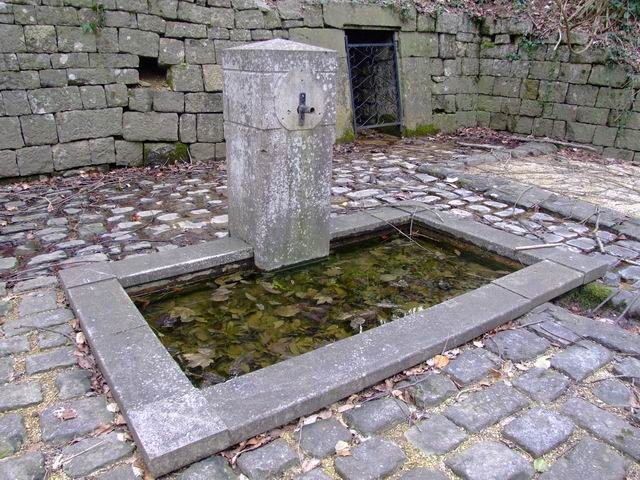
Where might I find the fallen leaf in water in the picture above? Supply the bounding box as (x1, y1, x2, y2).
(274, 305, 300, 317)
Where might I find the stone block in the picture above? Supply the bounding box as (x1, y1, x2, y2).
(115, 68, 139, 85)
(185, 38, 216, 64)
(2, 90, 30, 116)
(137, 13, 166, 33)
(188, 143, 215, 162)
(20, 114, 58, 146)
(589, 64, 629, 87)
(300, 418, 351, 458)
(179, 114, 197, 143)
(51, 52, 89, 68)
(575, 106, 608, 125)
(289, 28, 346, 58)
(90, 137, 115, 165)
(16, 53, 51, 70)
(165, 21, 207, 38)
(446, 442, 533, 480)
(96, 27, 119, 53)
(122, 112, 179, 141)
(592, 126, 617, 147)
(334, 438, 405, 480)
(0, 54, 19, 72)
(169, 64, 203, 92)
(40, 397, 112, 445)
(0, 25, 26, 53)
(558, 62, 591, 84)
(538, 80, 568, 103)
(0, 118, 24, 150)
(236, 9, 263, 29)
(67, 67, 116, 85)
(35, 6, 79, 26)
(16, 146, 52, 175)
(566, 122, 596, 143)
(529, 61, 560, 80)
(56, 108, 122, 143)
(89, 53, 138, 68)
(52, 140, 90, 170)
(615, 128, 640, 152)
(596, 87, 633, 110)
(398, 32, 438, 58)
(143, 142, 187, 164)
(56, 26, 96, 52)
(79, 85, 107, 109)
(237, 438, 297, 480)
(196, 114, 223, 142)
(202, 64, 223, 92)
(24, 25, 57, 53)
(185, 92, 222, 113)
(62, 431, 134, 477)
(153, 91, 184, 112)
(105, 83, 128, 107)
(39, 69, 68, 87)
(323, 3, 403, 29)
(150, 0, 178, 19)
(159, 38, 184, 65)
(0, 151, 19, 178)
(118, 28, 159, 57)
(405, 414, 467, 455)
(115, 140, 143, 166)
(0, 70, 40, 90)
(129, 88, 154, 112)
(566, 83, 599, 106)
(104, 11, 137, 28)
(493, 77, 521, 97)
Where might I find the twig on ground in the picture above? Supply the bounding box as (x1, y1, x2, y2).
(514, 243, 564, 251)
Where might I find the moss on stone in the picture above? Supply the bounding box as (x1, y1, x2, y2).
(562, 282, 613, 310)
(403, 124, 440, 137)
(336, 130, 356, 144)
(169, 142, 189, 162)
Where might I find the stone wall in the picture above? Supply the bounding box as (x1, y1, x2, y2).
(0, 1, 638, 178)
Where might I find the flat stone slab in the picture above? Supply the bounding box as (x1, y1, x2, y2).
(236, 438, 297, 480)
(592, 378, 632, 407)
(612, 356, 640, 383)
(550, 340, 613, 381)
(0, 452, 45, 480)
(62, 431, 134, 477)
(56, 369, 92, 400)
(502, 407, 574, 457)
(0, 413, 26, 458)
(444, 382, 529, 433)
(540, 437, 628, 480)
(404, 373, 458, 408)
(3, 308, 74, 337)
(0, 358, 14, 384)
(177, 456, 238, 480)
(96, 465, 139, 480)
(561, 398, 640, 460)
(300, 418, 352, 459)
(297, 469, 332, 480)
(0, 336, 29, 357)
(400, 469, 448, 480)
(334, 437, 405, 480)
(446, 441, 533, 480)
(343, 398, 409, 435)
(512, 367, 572, 402)
(40, 397, 112, 445)
(18, 289, 57, 316)
(486, 329, 550, 361)
(404, 414, 468, 455)
(441, 349, 500, 386)
(0, 382, 42, 412)
(25, 346, 76, 375)
(37, 323, 73, 349)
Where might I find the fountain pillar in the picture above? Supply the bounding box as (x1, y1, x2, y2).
(222, 39, 337, 271)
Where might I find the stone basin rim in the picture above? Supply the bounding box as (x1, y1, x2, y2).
(58, 202, 610, 477)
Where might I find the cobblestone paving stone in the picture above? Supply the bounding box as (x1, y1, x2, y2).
(0, 137, 640, 478)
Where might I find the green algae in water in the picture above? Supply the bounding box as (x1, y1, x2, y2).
(138, 234, 514, 386)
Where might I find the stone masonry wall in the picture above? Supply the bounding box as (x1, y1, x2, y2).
(0, 1, 638, 179)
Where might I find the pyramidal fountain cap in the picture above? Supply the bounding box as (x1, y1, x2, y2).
(222, 39, 338, 271)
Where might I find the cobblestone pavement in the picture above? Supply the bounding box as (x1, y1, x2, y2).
(0, 136, 639, 479)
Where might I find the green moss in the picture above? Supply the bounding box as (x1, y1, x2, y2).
(403, 124, 440, 137)
(561, 282, 614, 310)
(336, 130, 356, 144)
(169, 142, 189, 162)
(480, 40, 496, 49)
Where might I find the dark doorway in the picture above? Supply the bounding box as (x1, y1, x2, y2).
(345, 30, 403, 134)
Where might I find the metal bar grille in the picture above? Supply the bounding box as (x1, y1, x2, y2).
(346, 39, 403, 132)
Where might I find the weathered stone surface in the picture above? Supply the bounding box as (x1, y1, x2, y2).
(343, 398, 409, 435)
(16, 146, 53, 176)
(115, 140, 143, 166)
(446, 442, 533, 480)
(128, 88, 153, 112)
(26, 347, 76, 375)
(0, 413, 26, 458)
(236, 438, 297, 480)
(334, 438, 405, 480)
(62, 432, 134, 477)
(405, 414, 467, 455)
(196, 114, 223, 142)
(169, 64, 203, 92)
(177, 456, 238, 480)
(592, 378, 632, 407)
(405, 372, 458, 408)
(541, 437, 628, 480)
(512, 367, 571, 402)
(486, 329, 550, 361)
(550, 340, 613, 381)
(40, 396, 112, 444)
(122, 112, 178, 141)
(20, 114, 58, 146)
(444, 382, 529, 433)
(0, 453, 45, 480)
(153, 91, 184, 112)
(612, 356, 640, 383)
(37, 323, 72, 349)
(95, 465, 139, 480)
(57, 26, 96, 52)
(0, 118, 24, 150)
(203, 64, 223, 91)
(52, 140, 90, 170)
(119, 28, 159, 57)
(400, 469, 448, 480)
(159, 38, 185, 65)
(18, 289, 57, 316)
(0, 337, 29, 357)
(502, 407, 573, 457)
(0, 358, 13, 385)
(185, 92, 222, 113)
(442, 348, 500, 385)
(0, 151, 19, 178)
(0, 25, 26, 53)
(300, 418, 352, 459)
(562, 398, 640, 460)
(298, 469, 331, 480)
(55, 108, 123, 143)
(0, 382, 42, 412)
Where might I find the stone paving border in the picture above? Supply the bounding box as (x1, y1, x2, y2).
(58, 204, 610, 476)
